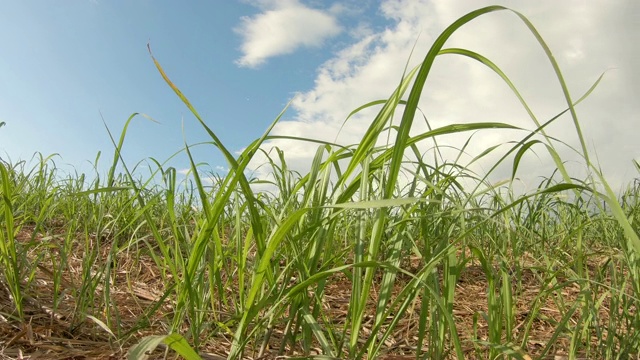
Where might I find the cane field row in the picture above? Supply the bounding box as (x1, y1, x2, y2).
(0, 6, 639, 360)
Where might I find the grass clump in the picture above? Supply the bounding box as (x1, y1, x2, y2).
(1, 5, 640, 360)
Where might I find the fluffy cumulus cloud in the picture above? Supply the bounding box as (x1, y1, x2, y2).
(235, 0, 342, 68)
(249, 0, 640, 190)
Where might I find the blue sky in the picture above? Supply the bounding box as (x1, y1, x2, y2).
(0, 1, 372, 172)
(1, 1, 638, 188)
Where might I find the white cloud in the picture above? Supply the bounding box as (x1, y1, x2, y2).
(235, 0, 342, 68)
(249, 0, 640, 191)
